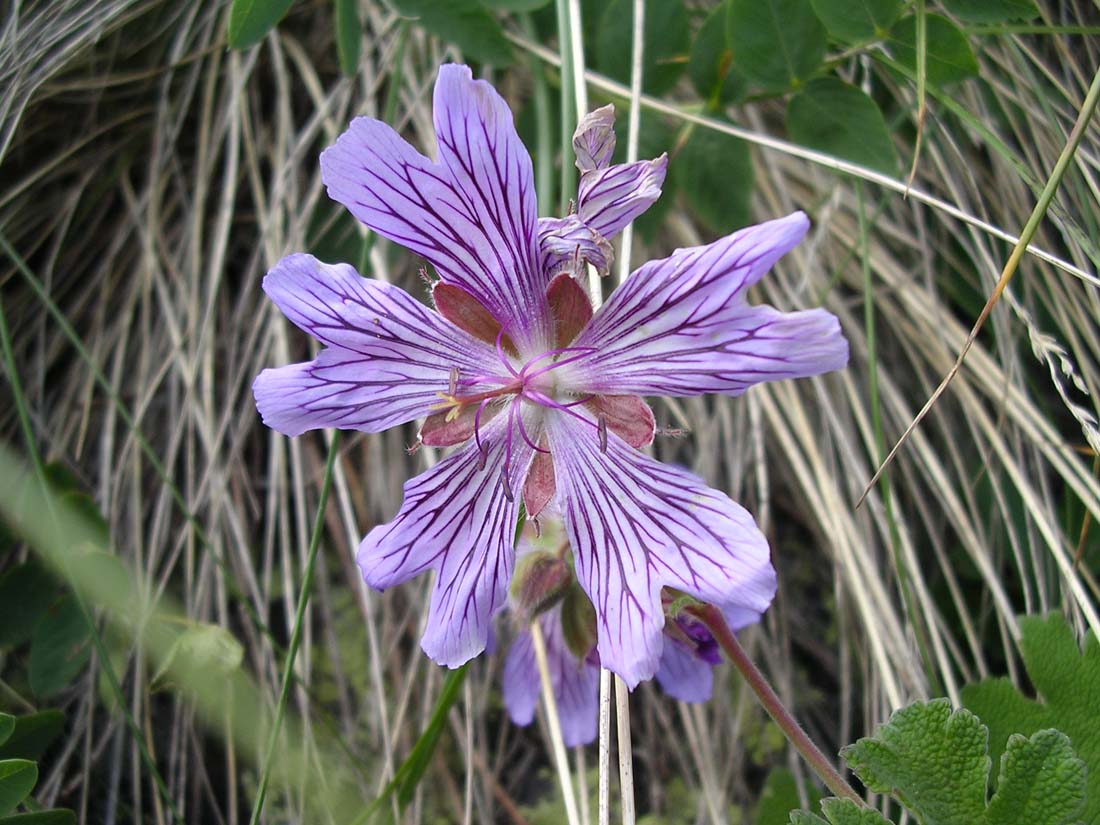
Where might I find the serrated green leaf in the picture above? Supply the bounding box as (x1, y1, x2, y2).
(0, 810, 77, 825)
(28, 597, 92, 698)
(334, 0, 360, 76)
(986, 730, 1086, 825)
(0, 563, 57, 649)
(391, 0, 513, 65)
(941, 0, 1039, 23)
(889, 14, 978, 87)
(818, 798, 893, 825)
(596, 0, 689, 96)
(962, 613, 1100, 825)
(756, 767, 823, 825)
(0, 713, 64, 763)
(227, 0, 295, 49)
(0, 719, 12, 749)
(677, 122, 753, 235)
(0, 760, 37, 817)
(808, 0, 903, 43)
(727, 0, 827, 92)
(842, 699, 988, 825)
(688, 2, 745, 107)
(790, 813, 830, 825)
(787, 78, 898, 174)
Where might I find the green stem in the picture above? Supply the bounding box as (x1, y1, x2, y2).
(523, 14, 554, 217)
(692, 605, 863, 805)
(249, 431, 342, 825)
(555, 0, 577, 213)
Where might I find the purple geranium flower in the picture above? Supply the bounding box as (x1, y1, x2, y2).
(253, 64, 848, 686)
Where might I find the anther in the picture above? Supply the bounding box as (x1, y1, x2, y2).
(476, 443, 489, 471)
(598, 414, 608, 454)
(500, 470, 514, 502)
(448, 366, 458, 397)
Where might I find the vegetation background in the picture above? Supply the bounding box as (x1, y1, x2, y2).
(1, 0, 1098, 822)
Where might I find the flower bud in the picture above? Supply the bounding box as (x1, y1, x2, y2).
(560, 585, 598, 660)
(509, 550, 572, 621)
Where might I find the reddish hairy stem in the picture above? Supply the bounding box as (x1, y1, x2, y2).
(691, 604, 863, 805)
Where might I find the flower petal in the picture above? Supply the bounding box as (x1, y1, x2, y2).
(538, 216, 613, 279)
(255, 254, 497, 436)
(357, 412, 535, 667)
(502, 629, 539, 726)
(321, 65, 547, 350)
(585, 395, 654, 448)
(563, 213, 849, 397)
(576, 155, 667, 240)
(546, 271, 595, 348)
(546, 412, 776, 688)
(573, 104, 616, 172)
(655, 641, 714, 703)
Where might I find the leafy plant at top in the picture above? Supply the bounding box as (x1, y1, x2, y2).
(786, 78, 899, 175)
(596, 0, 690, 96)
(889, 13, 979, 87)
(755, 767, 823, 825)
(688, 1, 745, 107)
(334, 0, 360, 76)
(792, 698, 1086, 825)
(941, 0, 1039, 24)
(809, 0, 903, 44)
(676, 122, 753, 235)
(391, 0, 514, 65)
(727, 0, 827, 93)
(963, 613, 1100, 825)
(227, 0, 295, 48)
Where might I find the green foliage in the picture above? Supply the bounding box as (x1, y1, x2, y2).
(0, 562, 55, 649)
(963, 613, 1100, 825)
(688, 2, 745, 107)
(790, 798, 892, 825)
(786, 78, 898, 174)
(334, 0, 360, 76)
(227, 0, 295, 48)
(391, 0, 514, 65)
(941, 0, 1039, 23)
(0, 719, 11, 748)
(151, 621, 244, 689)
(889, 14, 979, 86)
(809, 0, 903, 43)
(27, 597, 91, 699)
(596, 0, 690, 96)
(755, 767, 822, 825)
(986, 730, 1086, 825)
(0, 713, 64, 763)
(0, 761, 36, 818)
(677, 122, 753, 235)
(481, 0, 552, 9)
(727, 0, 827, 92)
(0, 811, 77, 825)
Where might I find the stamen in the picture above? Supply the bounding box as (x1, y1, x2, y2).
(598, 414, 608, 453)
(496, 328, 520, 377)
(448, 366, 458, 396)
(500, 468, 514, 502)
(473, 399, 493, 455)
(515, 407, 551, 454)
(476, 442, 489, 471)
(518, 345, 598, 380)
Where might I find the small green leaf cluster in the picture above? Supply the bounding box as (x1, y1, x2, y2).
(0, 711, 73, 824)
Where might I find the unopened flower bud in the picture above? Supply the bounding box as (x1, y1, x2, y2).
(510, 550, 572, 621)
(560, 585, 598, 660)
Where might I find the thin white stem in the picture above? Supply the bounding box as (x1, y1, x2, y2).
(616, 0, 645, 286)
(597, 667, 612, 825)
(531, 622, 582, 825)
(576, 745, 591, 825)
(614, 676, 636, 825)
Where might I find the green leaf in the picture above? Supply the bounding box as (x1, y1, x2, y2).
(0, 720, 11, 749)
(0, 562, 57, 649)
(962, 613, 1100, 825)
(0, 810, 77, 825)
(28, 597, 92, 698)
(794, 799, 894, 825)
(227, 0, 295, 49)
(0, 760, 37, 817)
(0, 713, 64, 762)
(391, 0, 513, 65)
(786, 78, 898, 174)
(755, 767, 822, 825)
(688, 2, 746, 107)
(596, 0, 689, 96)
(941, 0, 1039, 23)
(986, 730, 1086, 825)
(808, 0, 903, 43)
(677, 120, 753, 235)
(842, 699, 989, 825)
(480, 0, 551, 9)
(889, 14, 978, 87)
(152, 622, 244, 688)
(334, 0, 361, 76)
(727, 0, 827, 92)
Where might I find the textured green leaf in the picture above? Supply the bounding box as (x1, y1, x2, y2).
(0, 760, 37, 817)
(0, 720, 11, 750)
(0, 810, 77, 825)
(727, 0, 827, 92)
(227, 0, 295, 48)
(688, 2, 745, 106)
(786, 78, 898, 174)
(677, 122, 753, 235)
(818, 799, 893, 825)
(890, 14, 978, 87)
(790, 813, 830, 825)
(0, 713, 64, 763)
(334, 0, 360, 76)
(0, 563, 56, 649)
(842, 699, 988, 825)
(942, 0, 1039, 23)
(756, 767, 822, 825)
(28, 597, 92, 698)
(596, 0, 689, 96)
(986, 730, 1086, 825)
(962, 613, 1100, 825)
(809, 0, 903, 43)
(391, 0, 513, 65)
